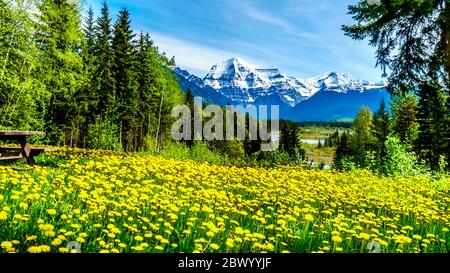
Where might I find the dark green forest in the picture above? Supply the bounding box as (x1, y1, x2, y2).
(0, 0, 182, 152)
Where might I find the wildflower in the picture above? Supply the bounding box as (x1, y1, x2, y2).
(210, 244, 220, 250)
(47, 209, 57, 216)
(332, 236, 343, 243)
(359, 233, 371, 240)
(0, 211, 7, 220)
(305, 214, 314, 222)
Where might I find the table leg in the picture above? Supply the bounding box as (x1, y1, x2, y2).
(18, 136, 35, 165)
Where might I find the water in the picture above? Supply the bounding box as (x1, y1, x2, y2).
(301, 139, 323, 145)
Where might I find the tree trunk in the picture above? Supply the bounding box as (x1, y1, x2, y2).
(446, 1, 450, 88)
(155, 94, 164, 153)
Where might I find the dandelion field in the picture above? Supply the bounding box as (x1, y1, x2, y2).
(0, 149, 449, 253)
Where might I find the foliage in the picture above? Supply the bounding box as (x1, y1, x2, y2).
(342, 0, 450, 92)
(416, 82, 448, 170)
(371, 99, 390, 168)
(0, 1, 184, 152)
(384, 135, 427, 177)
(350, 107, 374, 167)
(390, 92, 419, 143)
(279, 120, 306, 160)
(1, 149, 449, 253)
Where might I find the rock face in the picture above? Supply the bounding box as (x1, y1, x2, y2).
(172, 58, 389, 121)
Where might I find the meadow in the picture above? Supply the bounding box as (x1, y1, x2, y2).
(0, 148, 449, 253)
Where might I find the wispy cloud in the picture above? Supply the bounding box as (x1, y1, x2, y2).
(236, 1, 345, 54)
(239, 2, 296, 33)
(150, 32, 258, 76)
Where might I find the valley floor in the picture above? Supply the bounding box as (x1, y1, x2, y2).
(0, 148, 449, 253)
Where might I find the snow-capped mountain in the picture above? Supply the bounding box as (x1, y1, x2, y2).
(172, 58, 389, 121)
(202, 58, 311, 109)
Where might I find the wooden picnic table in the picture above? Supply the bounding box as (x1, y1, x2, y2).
(0, 130, 55, 165)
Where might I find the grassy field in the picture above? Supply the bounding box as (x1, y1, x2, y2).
(299, 126, 342, 166)
(303, 144, 335, 166)
(0, 148, 449, 253)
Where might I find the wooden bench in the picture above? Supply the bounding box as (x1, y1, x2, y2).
(0, 131, 55, 165)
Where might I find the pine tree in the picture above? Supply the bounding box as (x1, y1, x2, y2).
(35, 0, 85, 145)
(333, 132, 352, 170)
(417, 81, 447, 170)
(112, 8, 138, 151)
(391, 92, 419, 143)
(94, 0, 115, 120)
(279, 120, 304, 159)
(371, 99, 390, 168)
(78, 5, 97, 147)
(351, 107, 374, 167)
(135, 32, 155, 148)
(343, 0, 450, 92)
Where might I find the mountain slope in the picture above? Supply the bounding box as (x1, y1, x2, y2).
(172, 67, 230, 106)
(203, 58, 311, 107)
(283, 87, 390, 121)
(173, 58, 390, 121)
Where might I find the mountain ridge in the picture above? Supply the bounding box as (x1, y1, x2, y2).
(172, 58, 389, 121)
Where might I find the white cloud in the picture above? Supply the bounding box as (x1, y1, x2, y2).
(235, 1, 346, 55)
(149, 32, 262, 76)
(239, 2, 296, 33)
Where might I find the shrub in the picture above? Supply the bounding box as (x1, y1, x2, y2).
(384, 135, 427, 176)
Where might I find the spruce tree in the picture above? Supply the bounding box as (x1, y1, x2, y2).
(94, 0, 115, 120)
(184, 88, 194, 147)
(78, 5, 97, 147)
(391, 92, 419, 143)
(417, 81, 447, 169)
(333, 132, 352, 170)
(135, 32, 154, 147)
(279, 120, 304, 159)
(112, 8, 138, 151)
(371, 99, 390, 168)
(351, 107, 374, 167)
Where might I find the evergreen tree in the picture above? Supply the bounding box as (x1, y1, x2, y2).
(78, 5, 97, 147)
(35, 0, 85, 145)
(112, 8, 138, 151)
(391, 92, 419, 143)
(343, 0, 450, 92)
(371, 99, 390, 168)
(416, 81, 447, 169)
(279, 120, 305, 159)
(94, 0, 115, 120)
(333, 132, 352, 170)
(351, 107, 374, 167)
(135, 32, 156, 148)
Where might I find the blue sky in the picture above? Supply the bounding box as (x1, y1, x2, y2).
(84, 0, 382, 82)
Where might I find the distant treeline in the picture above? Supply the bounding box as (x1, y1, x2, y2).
(295, 121, 353, 129)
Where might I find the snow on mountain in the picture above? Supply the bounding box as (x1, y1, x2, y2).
(172, 58, 389, 121)
(202, 58, 312, 107)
